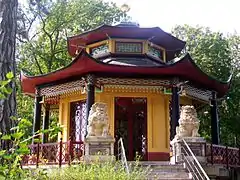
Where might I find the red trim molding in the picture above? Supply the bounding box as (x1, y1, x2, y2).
(148, 152, 170, 161)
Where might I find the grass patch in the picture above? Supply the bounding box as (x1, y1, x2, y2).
(48, 161, 148, 180)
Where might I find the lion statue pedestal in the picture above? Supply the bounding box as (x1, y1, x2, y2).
(170, 105, 206, 164)
(84, 102, 115, 162)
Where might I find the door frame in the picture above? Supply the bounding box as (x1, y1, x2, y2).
(114, 96, 148, 161)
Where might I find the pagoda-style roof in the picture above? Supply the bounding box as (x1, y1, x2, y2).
(21, 50, 230, 97)
(67, 25, 186, 60)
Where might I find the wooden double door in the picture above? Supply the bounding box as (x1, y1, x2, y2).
(114, 97, 148, 161)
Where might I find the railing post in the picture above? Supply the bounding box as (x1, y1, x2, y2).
(211, 143, 213, 165)
(36, 142, 40, 168)
(226, 146, 229, 169)
(174, 143, 177, 164)
(68, 138, 72, 166)
(239, 147, 240, 166)
(59, 138, 63, 168)
(204, 143, 206, 157)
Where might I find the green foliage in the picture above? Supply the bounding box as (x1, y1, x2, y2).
(219, 72, 240, 146)
(172, 25, 240, 146)
(16, 0, 125, 132)
(0, 118, 31, 179)
(16, 80, 34, 123)
(172, 25, 232, 82)
(0, 116, 62, 179)
(18, 0, 125, 74)
(49, 161, 148, 180)
(0, 72, 14, 99)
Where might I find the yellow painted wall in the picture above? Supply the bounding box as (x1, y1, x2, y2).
(147, 95, 170, 153)
(58, 89, 193, 153)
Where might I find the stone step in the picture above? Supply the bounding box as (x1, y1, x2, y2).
(127, 161, 192, 180)
(129, 161, 171, 166)
(147, 177, 192, 180)
(146, 168, 187, 173)
(143, 165, 185, 170)
(129, 162, 186, 172)
(147, 172, 190, 176)
(147, 172, 191, 180)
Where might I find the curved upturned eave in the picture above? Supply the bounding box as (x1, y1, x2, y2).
(67, 24, 186, 57)
(21, 50, 230, 97)
(178, 53, 231, 96)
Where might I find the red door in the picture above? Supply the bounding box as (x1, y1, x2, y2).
(114, 97, 147, 161)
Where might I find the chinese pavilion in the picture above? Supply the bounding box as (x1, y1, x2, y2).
(20, 23, 230, 161)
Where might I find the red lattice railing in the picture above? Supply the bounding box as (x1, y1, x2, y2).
(206, 144, 240, 168)
(21, 139, 84, 168)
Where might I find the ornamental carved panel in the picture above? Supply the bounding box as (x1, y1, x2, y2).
(115, 42, 142, 53)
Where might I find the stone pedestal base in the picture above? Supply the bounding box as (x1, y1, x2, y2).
(84, 136, 115, 162)
(170, 137, 207, 164)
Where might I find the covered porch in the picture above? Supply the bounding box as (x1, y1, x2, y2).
(20, 50, 232, 166)
(22, 73, 228, 164)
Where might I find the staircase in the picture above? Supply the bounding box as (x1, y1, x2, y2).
(129, 161, 192, 180)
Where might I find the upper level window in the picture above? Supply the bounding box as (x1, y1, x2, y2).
(90, 43, 109, 57)
(148, 44, 163, 60)
(115, 42, 142, 53)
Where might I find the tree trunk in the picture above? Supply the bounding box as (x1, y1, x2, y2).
(0, 0, 18, 149)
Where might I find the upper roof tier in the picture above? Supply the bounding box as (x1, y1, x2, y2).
(67, 24, 186, 61)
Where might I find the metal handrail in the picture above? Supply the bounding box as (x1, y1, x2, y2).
(180, 139, 210, 180)
(117, 138, 129, 174)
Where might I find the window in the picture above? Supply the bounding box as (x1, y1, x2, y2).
(70, 100, 87, 142)
(90, 44, 109, 56)
(115, 42, 142, 53)
(148, 44, 163, 60)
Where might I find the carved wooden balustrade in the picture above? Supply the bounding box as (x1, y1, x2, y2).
(22, 140, 240, 168)
(21, 139, 84, 168)
(206, 143, 240, 168)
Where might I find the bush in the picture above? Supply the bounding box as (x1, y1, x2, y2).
(48, 161, 148, 180)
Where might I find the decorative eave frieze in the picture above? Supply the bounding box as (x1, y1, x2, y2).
(183, 85, 212, 102)
(97, 77, 171, 87)
(38, 76, 212, 103)
(104, 85, 164, 93)
(39, 79, 85, 97)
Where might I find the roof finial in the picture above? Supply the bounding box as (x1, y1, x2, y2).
(116, 3, 139, 27)
(121, 3, 130, 23)
(121, 3, 130, 12)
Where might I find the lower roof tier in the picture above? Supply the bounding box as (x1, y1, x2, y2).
(20, 50, 231, 97)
